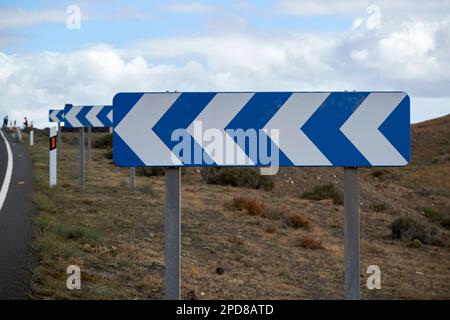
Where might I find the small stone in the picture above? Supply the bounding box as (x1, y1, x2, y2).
(215, 267, 224, 275)
(186, 290, 198, 300)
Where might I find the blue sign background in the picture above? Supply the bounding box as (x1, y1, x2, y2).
(113, 92, 410, 167)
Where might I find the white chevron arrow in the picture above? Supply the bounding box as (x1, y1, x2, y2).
(85, 106, 103, 127)
(340, 92, 407, 166)
(65, 106, 83, 127)
(106, 109, 112, 123)
(263, 92, 331, 165)
(186, 93, 255, 165)
(115, 93, 182, 165)
(49, 110, 58, 122)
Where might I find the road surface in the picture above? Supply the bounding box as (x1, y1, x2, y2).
(0, 128, 36, 299)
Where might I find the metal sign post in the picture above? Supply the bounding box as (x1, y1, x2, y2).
(87, 126, 92, 161)
(49, 126, 57, 187)
(344, 167, 360, 299)
(57, 122, 62, 160)
(130, 167, 135, 192)
(165, 167, 181, 300)
(79, 128, 85, 192)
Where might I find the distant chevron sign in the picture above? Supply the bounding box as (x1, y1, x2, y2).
(64, 105, 113, 128)
(113, 92, 410, 167)
(49, 109, 65, 123)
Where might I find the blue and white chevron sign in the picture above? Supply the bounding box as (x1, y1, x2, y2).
(49, 109, 65, 123)
(113, 92, 410, 167)
(64, 105, 113, 128)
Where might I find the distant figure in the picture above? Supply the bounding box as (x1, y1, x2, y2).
(13, 120, 16, 127)
(23, 117, 28, 129)
(2, 115, 8, 128)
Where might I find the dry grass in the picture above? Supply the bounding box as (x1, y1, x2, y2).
(231, 196, 265, 216)
(295, 236, 322, 250)
(265, 225, 277, 234)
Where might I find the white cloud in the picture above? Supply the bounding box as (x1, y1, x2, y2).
(1, 2, 450, 128)
(0, 8, 67, 28)
(277, 0, 450, 18)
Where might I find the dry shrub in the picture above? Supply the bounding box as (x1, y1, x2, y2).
(228, 236, 244, 245)
(232, 197, 265, 216)
(92, 133, 112, 148)
(286, 214, 309, 229)
(231, 197, 309, 230)
(265, 225, 277, 234)
(136, 167, 165, 177)
(261, 207, 284, 220)
(295, 236, 322, 250)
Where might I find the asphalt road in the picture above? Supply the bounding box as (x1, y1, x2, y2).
(0, 129, 36, 299)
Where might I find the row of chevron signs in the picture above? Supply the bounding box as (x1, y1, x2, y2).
(49, 109, 65, 123)
(63, 105, 113, 128)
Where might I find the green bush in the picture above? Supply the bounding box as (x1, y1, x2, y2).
(201, 168, 274, 191)
(390, 217, 444, 246)
(302, 183, 343, 205)
(422, 207, 450, 230)
(371, 202, 387, 212)
(56, 224, 102, 244)
(93, 133, 112, 148)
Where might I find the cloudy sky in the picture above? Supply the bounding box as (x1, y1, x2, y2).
(1, 0, 449, 128)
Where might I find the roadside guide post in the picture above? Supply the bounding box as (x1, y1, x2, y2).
(29, 122, 34, 146)
(49, 126, 57, 187)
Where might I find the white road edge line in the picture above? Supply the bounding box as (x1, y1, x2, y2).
(0, 129, 13, 212)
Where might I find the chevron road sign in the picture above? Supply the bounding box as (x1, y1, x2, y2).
(113, 92, 410, 167)
(49, 109, 65, 123)
(64, 105, 113, 128)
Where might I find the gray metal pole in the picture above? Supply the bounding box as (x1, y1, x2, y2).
(57, 122, 62, 160)
(79, 128, 85, 192)
(87, 126, 92, 161)
(165, 167, 181, 300)
(130, 167, 135, 192)
(344, 167, 360, 300)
